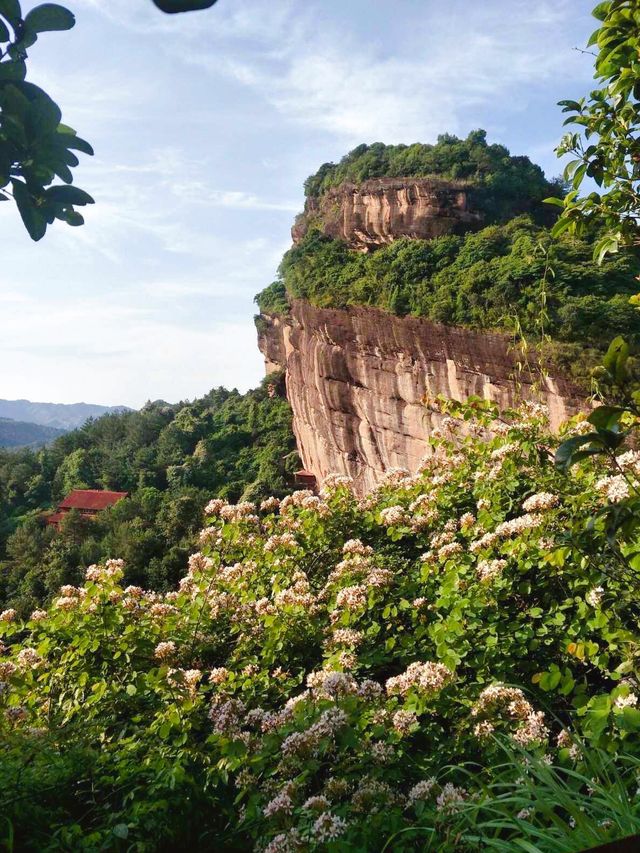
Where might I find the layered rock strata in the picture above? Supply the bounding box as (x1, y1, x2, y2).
(292, 177, 484, 251)
(257, 301, 585, 494)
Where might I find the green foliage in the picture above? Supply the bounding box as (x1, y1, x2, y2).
(0, 1, 94, 239)
(2, 400, 640, 849)
(550, 0, 640, 261)
(304, 130, 560, 223)
(260, 217, 640, 368)
(0, 377, 299, 613)
(151, 0, 218, 12)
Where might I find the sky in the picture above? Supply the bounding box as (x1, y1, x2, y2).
(1, 0, 598, 408)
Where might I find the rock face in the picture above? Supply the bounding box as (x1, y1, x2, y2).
(257, 301, 585, 494)
(293, 178, 484, 251)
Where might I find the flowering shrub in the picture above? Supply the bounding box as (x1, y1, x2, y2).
(1, 400, 640, 850)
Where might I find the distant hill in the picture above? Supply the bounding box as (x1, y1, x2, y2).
(0, 418, 67, 449)
(0, 399, 132, 431)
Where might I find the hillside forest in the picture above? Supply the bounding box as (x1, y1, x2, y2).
(0, 377, 298, 615)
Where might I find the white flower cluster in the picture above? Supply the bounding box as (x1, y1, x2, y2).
(386, 661, 454, 697)
(379, 505, 407, 526)
(614, 692, 638, 710)
(522, 492, 558, 513)
(586, 586, 604, 607)
(596, 475, 630, 504)
(476, 558, 507, 583)
(406, 778, 437, 807)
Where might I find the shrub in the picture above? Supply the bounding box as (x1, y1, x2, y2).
(2, 399, 640, 849)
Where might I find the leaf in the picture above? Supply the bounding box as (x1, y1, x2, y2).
(45, 185, 94, 205)
(621, 707, 640, 731)
(11, 178, 46, 241)
(0, 0, 22, 27)
(112, 824, 129, 840)
(152, 0, 218, 12)
(555, 433, 603, 470)
(24, 3, 74, 33)
(588, 405, 625, 430)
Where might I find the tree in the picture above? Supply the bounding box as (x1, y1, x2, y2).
(0, 1, 95, 240)
(1, 0, 219, 241)
(549, 0, 640, 263)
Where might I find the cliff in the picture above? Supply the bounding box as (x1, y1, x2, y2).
(292, 177, 484, 251)
(257, 301, 585, 494)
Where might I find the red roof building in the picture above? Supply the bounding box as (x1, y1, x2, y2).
(294, 469, 317, 490)
(47, 489, 128, 527)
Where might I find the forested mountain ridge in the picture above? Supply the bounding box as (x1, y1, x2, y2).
(0, 398, 131, 430)
(0, 376, 298, 613)
(0, 418, 66, 448)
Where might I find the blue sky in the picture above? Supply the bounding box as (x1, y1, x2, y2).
(2, 0, 596, 408)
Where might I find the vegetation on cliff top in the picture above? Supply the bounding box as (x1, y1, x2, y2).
(3, 400, 640, 850)
(303, 130, 559, 223)
(0, 377, 298, 615)
(256, 216, 640, 376)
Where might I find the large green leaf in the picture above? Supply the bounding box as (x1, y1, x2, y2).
(0, 0, 22, 27)
(11, 178, 46, 241)
(45, 184, 94, 205)
(24, 3, 74, 33)
(152, 0, 218, 12)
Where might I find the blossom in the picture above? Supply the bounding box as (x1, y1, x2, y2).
(495, 514, 543, 538)
(264, 533, 299, 552)
(342, 538, 373, 556)
(522, 492, 559, 513)
(16, 648, 42, 669)
(335, 585, 367, 610)
(380, 505, 407, 526)
(386, 661, 454, 697)
(327, 628, 364, 648)
(437, 542, 463, 560)
(513, 710, 549, 746)
(154, 641, 176, 661)
(596, 475, 630, 503)
(407, 778, 437, 807)
(307, 669, 357, 699)
(263, 787, 294, 817)
(459, 512, 476, 529)
(312, 812, 348, 843)
(473, 720, 495, 739)
(614, 692, 638, 710)
(209, 667, 229, 684)
(476, 558, 507, 583)
(260, 496, 280, 513)
(392, 709, 418, 736)
(436, 783, 467, 813)
(0, 609, 17, 622)
(262, 830, 303, 853)
(586, 586, 604, 607)
(0, 661, 18, 679)
(29, 609, 48, 622)
(204, 498, 226, 516)
(303, 795, 331, 812)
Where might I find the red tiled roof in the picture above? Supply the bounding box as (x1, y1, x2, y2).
(57, 489, 128, 511)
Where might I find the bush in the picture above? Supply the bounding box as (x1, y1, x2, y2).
(2, 399, 640, 850)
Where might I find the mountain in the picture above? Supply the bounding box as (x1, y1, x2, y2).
(0, 418, 67, 449)
(255, 132, 640, 493)
(0, 399, 132, 431)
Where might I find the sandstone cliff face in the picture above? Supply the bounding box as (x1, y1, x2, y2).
(293, 178, 483, 251)
(257, 301, 584, 494)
